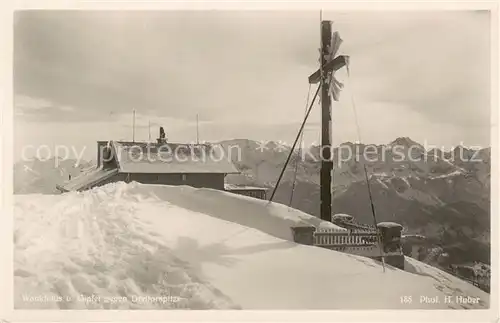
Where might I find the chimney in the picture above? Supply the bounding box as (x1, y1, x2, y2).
(157, 126, 167, 144)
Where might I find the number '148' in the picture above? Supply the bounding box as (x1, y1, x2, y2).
(400, 296, 412, 304)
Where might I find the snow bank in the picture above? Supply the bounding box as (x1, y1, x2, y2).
(14, 182, 489, 309)
(123, 181, 344, 241)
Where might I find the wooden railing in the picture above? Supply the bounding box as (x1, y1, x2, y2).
(291, 224, 405, 269)
(312, 227, 404, 261)
(314, 228, 378, 247)
(313, 228, 382, 258)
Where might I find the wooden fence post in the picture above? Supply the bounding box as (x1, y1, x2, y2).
(291, 226, 316, 245)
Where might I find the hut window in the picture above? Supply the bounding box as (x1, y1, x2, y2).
(181, 174, 187, 181)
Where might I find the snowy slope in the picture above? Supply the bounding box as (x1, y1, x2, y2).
(221, 139, 490, 270)
(14, 182, 489, 309)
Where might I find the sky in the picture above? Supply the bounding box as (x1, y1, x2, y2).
(13, 10, 491, 162)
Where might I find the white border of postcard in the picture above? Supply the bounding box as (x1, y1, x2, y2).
(1, 1, 498, 322)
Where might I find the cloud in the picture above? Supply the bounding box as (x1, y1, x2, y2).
(14, 11, 313, 121)
(15, 95, 112, 122)
(13, 10, 491, 152)
(15, 95, 52, 110)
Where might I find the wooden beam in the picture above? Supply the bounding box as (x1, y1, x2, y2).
(308, 55, 349, 84)
(55, 184, 69, 193)
(320, 20, 333, 223)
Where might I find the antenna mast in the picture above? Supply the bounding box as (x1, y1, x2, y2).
(132, 109, 136, 142)
(196, 114, 200, 144)
(148, 120, 151, 142)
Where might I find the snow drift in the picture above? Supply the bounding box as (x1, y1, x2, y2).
(14, 182, 489, 309)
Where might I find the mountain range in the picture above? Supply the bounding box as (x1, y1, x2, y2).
(221, 137, 491, 268)
(13, 137, 491, 270)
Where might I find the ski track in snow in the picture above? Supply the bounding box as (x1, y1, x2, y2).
(14, 185, 240, 309)
(14, 182, 490, 310)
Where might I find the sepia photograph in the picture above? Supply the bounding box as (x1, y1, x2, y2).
(3, 3, 498, 318)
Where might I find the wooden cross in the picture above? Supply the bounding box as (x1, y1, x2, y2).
(308, 21, 349, 222)
(308, 55, 349, 85)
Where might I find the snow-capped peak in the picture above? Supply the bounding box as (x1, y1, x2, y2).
(389, 137, 423, 149)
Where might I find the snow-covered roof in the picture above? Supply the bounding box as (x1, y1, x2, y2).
(402, 234, 426, 240)
(377, 222, 403, 229)
(332, 213, 354, 220)
(401, 234, 428, 244)
(112, 141, 240, 174)
(224, 184, 268, 191)
(57, 167, 119, 192)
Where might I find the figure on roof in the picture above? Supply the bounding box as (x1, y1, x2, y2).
(158, 126, 167, 144)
